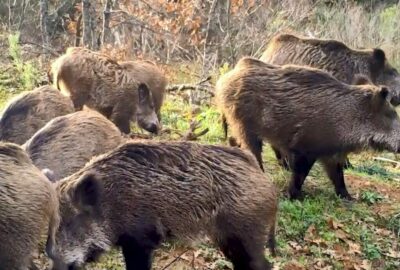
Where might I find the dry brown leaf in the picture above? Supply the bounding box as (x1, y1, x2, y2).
(347, 241, 362, 255)
(283, 262, 306, 270)
(384, 248, 400, 259)
(327, 217, 344, 230)
(305, 224, 318, 242)
(335, 229, 349, 241)
(354, 260, 371, 270)
(288, 241, 303, 251)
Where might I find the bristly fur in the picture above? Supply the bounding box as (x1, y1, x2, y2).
(50, 47, 161, 134)
(23, 110, 125, 181)
(0, 142, 59, 270)
(0, 85, 74, 145)
(51, 140, 278, 270)
(261, 33, 400, 101)
(215, 57, 400, 199)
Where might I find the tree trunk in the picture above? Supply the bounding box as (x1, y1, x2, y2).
(101, 0, 112, 47)
(39, 0, 49, 46)
(90, 2, 98, 49)
(82, 0, 92, 48)
(75, 14, 82, 46)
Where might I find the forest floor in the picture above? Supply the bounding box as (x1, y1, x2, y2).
(0, 52, 399, 270)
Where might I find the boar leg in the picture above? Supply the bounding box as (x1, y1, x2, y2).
(118, 222, 163, 270)
(343, 157, 353, 170)
(240, 132, 264, 171)
(119, 235, 154, 270)
(288, 154, 316, 200)
(110, 106, 133, 134)
(215, 217, 272, 270)
(221, 114, 228, 140)
(320, 157, 352, 200)
(271, 146, 290, 170)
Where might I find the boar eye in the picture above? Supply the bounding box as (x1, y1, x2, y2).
(389, 68, 398, 76)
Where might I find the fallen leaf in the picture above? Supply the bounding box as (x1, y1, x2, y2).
(283, 262, 306, 270)
(327, 217, 343, 230)
(384, 248, 400, 259)
(305, 224, 318, 242)
(347, 241, 362, 255)
(288, 241, 303, 251)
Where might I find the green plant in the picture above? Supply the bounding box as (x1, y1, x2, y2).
(360, 191, 385, 205)
(7, 32, 39, 91)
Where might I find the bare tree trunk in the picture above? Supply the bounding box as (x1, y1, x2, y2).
(90, 2, 98, 49)
(82, 0, 92, 48)
(39, 0, 49, 46)
(101, 0, 112, 47)
(75, 14, 82, 46)
(202, 0, 218, 77)
(18, 0, 27, 30)
(8, 0, 17, 30)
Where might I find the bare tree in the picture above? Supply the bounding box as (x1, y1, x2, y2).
(82, 0, 92, 48)
(39, 0, 49, 46)
(75, 14, 82, 46)
(101, 0, 113, 47)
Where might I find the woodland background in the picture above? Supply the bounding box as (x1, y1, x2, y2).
(0, 0, 400, 269)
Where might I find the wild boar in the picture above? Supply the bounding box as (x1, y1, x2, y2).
(47, 141, 278, 270)
(0, 85, 74, 145)
(261, 33, 400, 103)
(0, 142, 59, 270)
(215, 57, 400, 200)
(23, 110, 125, 181)
(119, 60, 167, 121)
(50, 47, 159, 134)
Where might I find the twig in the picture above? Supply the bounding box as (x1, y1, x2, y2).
(161, 249, 190, 270)
(167, 76, 214, 96)
(373, 157, 400, 167)
(183, 120, 209, 141)
(18, 41, 61, 56)
(167, 85, 214, 97)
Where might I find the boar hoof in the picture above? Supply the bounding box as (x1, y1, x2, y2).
(337, 190, 353, 201)
(278, 158, 290, 170)
(343, 159, 353, 170)
(287, 188, 303, 200)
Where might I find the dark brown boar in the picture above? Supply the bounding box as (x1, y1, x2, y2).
(50, 47, 160, 134)
(0, 142, 59, 270)
(118, 60, 167, 121)
(0, 85, 74, 145)
(23, 110, 125, 181)
(261, 33, 400, 103)
(255, 34, 399, 169)
(215, 57, 400, 200)
(47, 141, 278, 270)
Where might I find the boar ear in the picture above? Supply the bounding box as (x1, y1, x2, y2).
(379, 86, 389, 100)
(42, 168, 56, 183)
(73, 173, 102, 212)
(138, 83, 152, 104)
(352, 74, 371, 85)
(389, 95, 400, 107)
(371, 48, 386, 70)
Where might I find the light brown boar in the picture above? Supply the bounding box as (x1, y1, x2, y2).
(23, 110, 125, 181)
(47, 141, 278, 270)
(0, 142, 59, 270)
(0, 85, 74, 145)
(50, 47, 159, 134)
(215, 57, 400, 200)
(118, 60, 167, 121)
